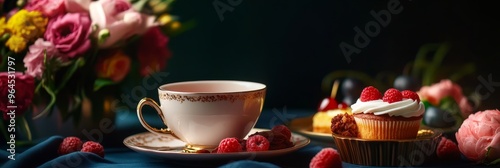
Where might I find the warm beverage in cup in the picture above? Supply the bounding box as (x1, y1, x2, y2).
(136, 80, 266, 150)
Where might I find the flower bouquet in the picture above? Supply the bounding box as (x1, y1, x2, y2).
(0, 0, 181, 141)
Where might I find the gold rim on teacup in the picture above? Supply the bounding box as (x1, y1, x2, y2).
(137, 80, 266, 152)
(332, 129, 442, 167)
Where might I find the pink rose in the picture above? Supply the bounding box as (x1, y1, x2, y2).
(44, 13, 92, 58)
(65, 0, 91, 13)
(418, 79, 473, 117)
(89, 0, 157, 48)
(0, 72, 35, 120)
(23, 38, 60, 79)
(456, 110, 500, 163)
(25, 0, 65, 17)
(137, 27, 171, 77)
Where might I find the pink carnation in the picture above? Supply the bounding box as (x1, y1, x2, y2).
(23, 39, 60, 79)
(418, 79, 473, 117)
(25, 0, 66, 17)
(456, 110, 500, 163)
(44, 13, 92, 58)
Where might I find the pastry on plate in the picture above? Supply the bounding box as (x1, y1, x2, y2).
(313, 107, 351, 133)
(312, 80, 351, 133)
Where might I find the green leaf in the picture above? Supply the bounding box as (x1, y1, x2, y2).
(55, 58, 85, 93)
(438, 96, 460, 113)
(94, 79, 117, 91)
(32, 84, 57, 119)
(55, 93, 70, 119)
(411, 43, 440, 80)
(485, 147, 500, 165)
(132, 0, 148, 11)
(438, 96, 463, 127)
(449, 63, 475, 82)
(18, 117, 32, 141)
(423, 42, 450, 85)
(42, 52, 56, 90)
(422, 101, 432, 109)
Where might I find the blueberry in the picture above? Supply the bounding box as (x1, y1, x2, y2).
(423, 106, 456, 128)
(393, 75, 421, 91)
(341, 78, 364, 98)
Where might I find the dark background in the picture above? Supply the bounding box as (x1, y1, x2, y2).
(159, 0, 500, 111)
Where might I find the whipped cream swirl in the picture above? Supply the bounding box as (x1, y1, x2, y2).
(351, 99, 424, 118)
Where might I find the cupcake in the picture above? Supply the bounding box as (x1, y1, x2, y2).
(350, 86, 425, 140)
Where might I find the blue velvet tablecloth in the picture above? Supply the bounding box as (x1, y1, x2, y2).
(0, 109, 490, 168)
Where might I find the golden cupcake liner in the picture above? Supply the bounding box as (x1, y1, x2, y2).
(332, 129, 442, 167)
(354, 117, 422, 139)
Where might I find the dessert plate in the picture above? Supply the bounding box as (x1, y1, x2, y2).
(288, 116, 333, 142)
(123, 128, 310, 161)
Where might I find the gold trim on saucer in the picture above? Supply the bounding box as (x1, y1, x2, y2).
(183, 144, 217, 153)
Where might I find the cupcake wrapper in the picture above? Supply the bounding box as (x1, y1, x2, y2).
(333, 129, 441, 167)
(354, 117, 422, 140)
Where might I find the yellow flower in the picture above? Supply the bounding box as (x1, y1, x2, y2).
(6, 35, 27, 53)
(6, 9, 48, 42)
(0, 17, 7, 36)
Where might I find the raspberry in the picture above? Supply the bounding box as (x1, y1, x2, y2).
(58, 137, 83, 155)
(271, 125, 292, 140)
(360, 86, 382, 102)
(211, 147, 218, 153)
(239, 139, 247, 151)
(310, 148, 342, 168)
(382, 88, 403, 103)
(216, 137, 243, 153)
(401, 90, 420, 103)
(437, 137, 460, 160)
(81, 141, 105, 158)
(249, 131, 293, 150)
(246, 135, 270, 151)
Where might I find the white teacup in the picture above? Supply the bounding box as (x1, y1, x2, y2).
(137, 80, 266, 150)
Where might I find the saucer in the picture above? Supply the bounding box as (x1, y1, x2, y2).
(123, 128, 310, 161)
(288, 116, 333, 141)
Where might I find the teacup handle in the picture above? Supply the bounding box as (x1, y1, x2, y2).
(136, 98, 174, 136)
